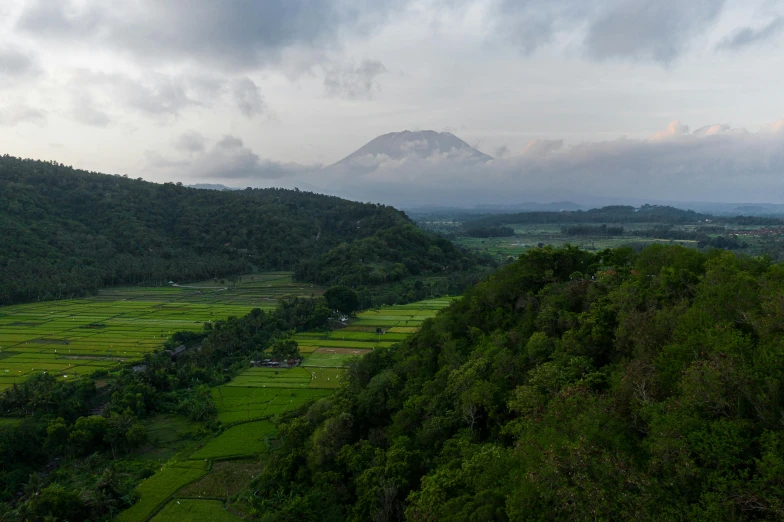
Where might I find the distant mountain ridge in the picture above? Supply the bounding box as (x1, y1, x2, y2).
(329, 130, 492, 168)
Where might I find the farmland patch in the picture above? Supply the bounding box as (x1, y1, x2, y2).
(190, 420, 275, 460)
(116, 461, 209, 522)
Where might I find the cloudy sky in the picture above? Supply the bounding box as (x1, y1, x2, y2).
(2, 0, 783, 206)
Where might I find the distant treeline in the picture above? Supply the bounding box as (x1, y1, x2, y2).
(638, 226, 748, 249)
(462, 226, 516, 238)
(464, 204, 784, 228)
(0, 155, 480, 305)
(560, 224, 624, 236)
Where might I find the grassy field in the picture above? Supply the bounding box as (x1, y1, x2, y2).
(211, 387, 331, 424)
(190, 420, 276, 460)
(151, 500, 242, 522)
(116, 461, 210, 522)
(0, 273, 320, 391)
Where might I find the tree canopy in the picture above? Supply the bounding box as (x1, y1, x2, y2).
(0, 155, 478, 305)
(248, 245, 784, 521)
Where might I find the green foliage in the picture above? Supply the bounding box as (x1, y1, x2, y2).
(323, 286, 360, 315)
(248, 245, 784, 521)
(0, 155, 476, 305)
(270, 339, 300, 361)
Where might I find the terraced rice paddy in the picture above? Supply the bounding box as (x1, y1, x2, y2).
(116, 461, 210, 522)
(294, 297, 458, 371)
(0, 273, 320, 391)
(116, 296, 458, 521)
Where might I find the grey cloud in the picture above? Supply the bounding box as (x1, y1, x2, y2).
(0, 104, 47, 126)
(493, 0, 726, 64)
(16, 0, 409, 71)
(0, 47, 41, 84)
(494, 145, 511, 158)
(72, 70, 200, 119)
(520, 139, 563, 157)
(716, 17, 784, 50)
(70, 93, 111, 127)
(216, 135, 245, 150)
(584, 0, 725, 64)
(324, 59, 387, 99)
(151, 135, 317, 180)
(493, 0, 593, 54)
(174, 131, 207, 153)
(301, 120, 784, 207)
(231, 78, 266, 117)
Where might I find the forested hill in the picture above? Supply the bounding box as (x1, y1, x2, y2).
(464, 204, 784, 227)
(0, 155, 476, 305)
(251, 245, 784, 521)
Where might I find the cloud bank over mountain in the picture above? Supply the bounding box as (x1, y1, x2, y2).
(2, 0, 784, 207)
(170, 121, 784, 207)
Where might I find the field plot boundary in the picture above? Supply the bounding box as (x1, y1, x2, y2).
(116, 461, 211, 522)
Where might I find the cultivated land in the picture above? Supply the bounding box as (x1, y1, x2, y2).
(113, 296, 457, 521)
(0, 273, 320, 391)
(453, 222, 784, 261)
(294, 297, 457, 369)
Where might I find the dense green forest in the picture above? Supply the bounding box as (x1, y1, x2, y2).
(247, 245, 784, 521)
(0, 155, 477, 305)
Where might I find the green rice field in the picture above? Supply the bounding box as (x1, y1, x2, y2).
(113, 296, 460, 522)
(190, 420, 276, 460)
(116, 461, 210, 522)
(0, 273, 320, 391)
(151, 499, 242, 522)
(211, 387, 331, 424)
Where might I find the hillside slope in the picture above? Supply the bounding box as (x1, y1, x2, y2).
(250, 245, 784, 521)
(0, 155, 476, 305)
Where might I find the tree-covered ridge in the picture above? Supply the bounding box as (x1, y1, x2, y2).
(295, 224, 476, 287)
(0, 155, 476, 305)
(250, 245, 784, 521)
(464, 204, 784, 228)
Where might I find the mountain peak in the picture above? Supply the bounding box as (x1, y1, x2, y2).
(329, 130, 492, 169)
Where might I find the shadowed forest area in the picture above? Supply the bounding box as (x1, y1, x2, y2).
(0, 156, 480, 306)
